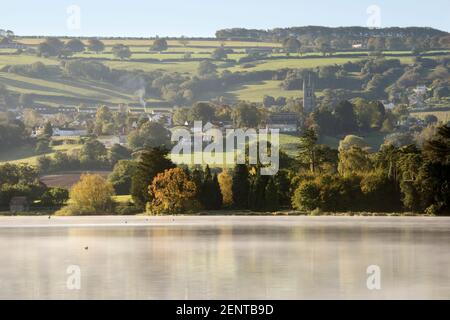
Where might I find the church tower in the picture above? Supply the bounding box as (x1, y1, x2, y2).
(303, 72, 316, 112)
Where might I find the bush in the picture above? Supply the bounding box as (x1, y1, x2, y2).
(41, 188, 69, 206)
(114, 203, 141, 215)
(292, 180, 321, 212)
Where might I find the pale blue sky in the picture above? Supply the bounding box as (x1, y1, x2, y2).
(1, 0, 449, 37)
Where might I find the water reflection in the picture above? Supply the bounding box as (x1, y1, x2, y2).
(0, 217, 449, 299)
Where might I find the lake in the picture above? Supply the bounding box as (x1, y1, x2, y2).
(0, 216, 449, 300)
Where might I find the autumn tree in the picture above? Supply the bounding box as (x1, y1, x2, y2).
(66, 174, 115, 214)
(218, 169, 233, 207)
(338, 146, 373, 177)
(148, 168, 197, 215)
(131, 147, 175, 209)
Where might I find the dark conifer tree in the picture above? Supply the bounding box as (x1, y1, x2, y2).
(131, 147, 175, 209)
(191, 166, 204, 202)
(232, 164, 250, 209)
(265, 177, 280, 212)
(210, 173, 223, 210)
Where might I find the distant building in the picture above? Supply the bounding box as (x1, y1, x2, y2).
(58, 106, 78, 114)
(128, 108, 146, 115)
(30, 105, 59, 118)
(413, 86, 428, 95)
(409, 86, 428, 109)
(147, 109, 173, 126)
(77, 106, 98, 114)
(53, 127, 87, 137)
(303, 72, 316, 112)
(267, 112, 299, 133)
(382, 101, 396, 110)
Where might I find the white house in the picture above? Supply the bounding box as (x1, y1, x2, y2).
(147, 109, 173, 127)
(53, 128, 87, 137)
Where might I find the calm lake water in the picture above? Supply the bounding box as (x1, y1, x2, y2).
(0, 216, 449, 300)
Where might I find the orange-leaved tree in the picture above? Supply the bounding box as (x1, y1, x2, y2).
(148, 168, 197, 215)
(218, 169, 233, 207)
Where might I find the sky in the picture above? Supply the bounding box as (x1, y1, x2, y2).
(1, 0, 449, 37)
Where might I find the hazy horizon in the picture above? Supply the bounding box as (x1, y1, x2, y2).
(1, 0, 449, 38)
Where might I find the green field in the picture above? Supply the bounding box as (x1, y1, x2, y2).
(0, 144, 82, 166)
(229, 80, 304, 102)
(0, 72, 137, 103)
(0, 54, 59, 69)
(411, 110, 450, 123)
(17, 38, 282, 48)
(1, 35, 442, 107)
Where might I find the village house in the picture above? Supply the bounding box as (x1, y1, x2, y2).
(147, 109, 173, 127)
(58, 105, 78, 114)
(53, 127, 88, 137)
(382, 101, 396, 110)
(267, 112, 299, 133)
(77, 106, 98, 115)
(28, 105, 59, 119)
(128, 108, 146, 116)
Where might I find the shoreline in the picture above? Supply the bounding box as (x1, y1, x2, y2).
(0, 215, 449, 229)
(0, 209, 436, 218)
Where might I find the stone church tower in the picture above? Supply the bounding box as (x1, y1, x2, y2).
(303, 72, 316, 112)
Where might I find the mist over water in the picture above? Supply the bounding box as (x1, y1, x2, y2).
(0, 216, 449, 299)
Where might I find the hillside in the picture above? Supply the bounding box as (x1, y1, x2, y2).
(0, 35, 449, 109)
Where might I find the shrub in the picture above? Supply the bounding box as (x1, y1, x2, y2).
(292, 180, 321, 212)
